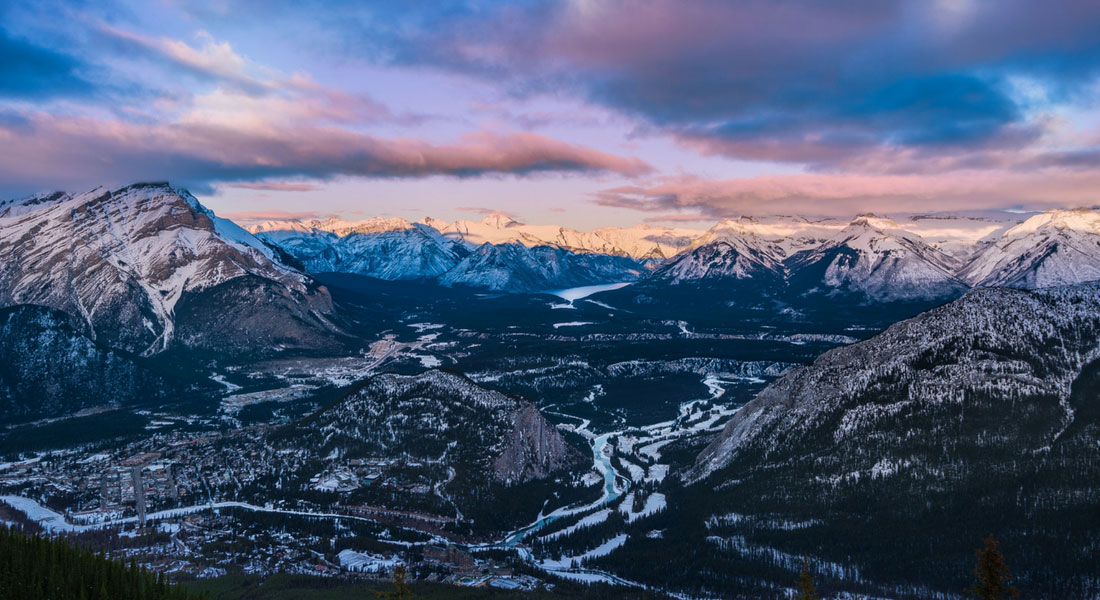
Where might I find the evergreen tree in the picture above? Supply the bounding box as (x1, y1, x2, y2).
(374, 564, 414, 599)
(966, 534, 1021, 600)
(0, 524, 203, 600)
(796, 556, 819, 600)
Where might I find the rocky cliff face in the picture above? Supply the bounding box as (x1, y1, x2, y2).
(288, 370, 583, 490)
(0, 183, 340, 357)
(492, 402, 578, 484)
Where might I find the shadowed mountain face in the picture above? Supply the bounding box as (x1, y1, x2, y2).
(684, 283, 1100, 597)
(0, 305, 188, 424)
(0, 183, 342, 357)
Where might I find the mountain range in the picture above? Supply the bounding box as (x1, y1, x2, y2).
(3, 183, 1100, 363)
(247, 206, 1100, 303)
(2, 181, 1100, 596)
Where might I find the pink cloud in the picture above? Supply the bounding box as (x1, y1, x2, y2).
(219, 209, 330, 222)
(455, 206, 514, 216)
(220, 182, 319, 191)
(0, 110, 652, 192)
(596, 170, 1100, 218)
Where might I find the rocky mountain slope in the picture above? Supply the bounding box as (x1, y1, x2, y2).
(0, 305, 185, 424)
(785, 215, 968, 301)
(0, 183, 339, 356)
(282, 370, 584, 510)
(250, 213, 660, 292)
(253, 219, 468, 281)
(957, 208, 1100, 288)
(685, 283, 1100, 597)
(438, 242, 644, 292)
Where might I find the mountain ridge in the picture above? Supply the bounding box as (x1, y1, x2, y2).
(0, 183, 341, 357)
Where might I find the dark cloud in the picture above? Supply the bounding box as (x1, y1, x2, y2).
(0, 111, 652, 196)
(592, 170, 1100, 218)
(0, 29, 94, 99)
(333, 0, 1100, 172)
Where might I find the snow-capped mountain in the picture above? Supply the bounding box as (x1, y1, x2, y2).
(239, 205, 1100, 300)
(690, 215, 844, 258)
(252, 219, 468, 280)
(249, 213, 651, 292)
(251, 213, 700, 262)
(643, 215, 967, 301)
(646, 218, 789, 284)
(958, 208, 1100, 289)
(428, 213, 700, 259)
(686, 282, 1100, 596)
(438, 242, 645, 292)
(0, 183, 338, 356)
(785, 215, 968, 301)
(890, 210, 1022, 262)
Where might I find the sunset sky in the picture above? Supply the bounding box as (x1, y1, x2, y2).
(2, 0, 1100, 229)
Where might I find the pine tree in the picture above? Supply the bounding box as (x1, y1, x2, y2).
(797, 556, 819, 600)
(374, 564, 414, 599)
(966, 534, 1021, 600)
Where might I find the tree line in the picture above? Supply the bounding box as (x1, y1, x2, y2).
(0, 525, 204, 600)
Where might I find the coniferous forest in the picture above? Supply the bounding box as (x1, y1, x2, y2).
(0, 525, 203, 600)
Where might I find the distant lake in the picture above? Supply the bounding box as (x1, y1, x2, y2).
(545, 282, 632, 303)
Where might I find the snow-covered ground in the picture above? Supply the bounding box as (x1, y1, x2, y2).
(337, 549, 402, 573)
(538, 534, 628, 569)
(538, 509, 611, 542)
(620, 493, 667, 523)
(553, 321, 595, 329)
(0, 495, 445, 543)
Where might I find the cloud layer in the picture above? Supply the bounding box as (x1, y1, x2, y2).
(370, 0, 1100, 172)
(0, 110, 651, 193)
(0, 15, 649, 195)
(597, 169, 1100, 218)
(3, 1, 1100, 222)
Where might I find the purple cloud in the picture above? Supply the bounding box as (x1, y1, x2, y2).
(0, 109, 651, 194)
(371, 0, 1100, 172)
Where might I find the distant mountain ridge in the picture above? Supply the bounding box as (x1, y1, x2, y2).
(7, 182, 1100, 313)
(248, 213, 658, 292)
(619, 209, 1100, 304)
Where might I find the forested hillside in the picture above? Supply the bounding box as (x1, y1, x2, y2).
(0, 525, 203, 600)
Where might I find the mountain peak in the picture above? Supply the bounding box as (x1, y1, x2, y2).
(1006, 207, 1100, 238)
(0, 183, 334, 356)
(848, 214, 900, 231)
(479, 212, 519, 228)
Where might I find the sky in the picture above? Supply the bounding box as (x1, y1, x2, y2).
(2, 0, 1100, 230)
